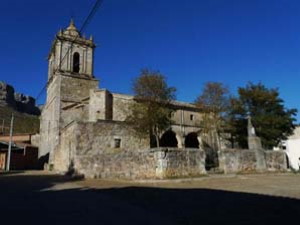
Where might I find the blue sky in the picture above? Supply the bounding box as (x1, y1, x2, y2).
(0, 0, 299, 121)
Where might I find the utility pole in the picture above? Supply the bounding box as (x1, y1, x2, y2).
(6, 114, 14, 171)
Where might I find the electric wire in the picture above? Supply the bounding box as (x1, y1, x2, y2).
(35, 0, 103, 102)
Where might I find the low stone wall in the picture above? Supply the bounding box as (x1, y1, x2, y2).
(155, 148, 206, 179)
(74, 148, 206, 179)
(74, 150, 157, 179)
(221, 149, 287, 174)
(265, 151, 287, 171)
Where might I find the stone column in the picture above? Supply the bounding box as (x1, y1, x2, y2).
(175, 134, 183, 149)
(247, 116, 267, 171)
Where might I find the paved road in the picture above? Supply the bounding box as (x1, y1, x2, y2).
(0, 171, 300, 225)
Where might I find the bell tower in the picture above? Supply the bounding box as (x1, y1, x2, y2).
(39, 20, 99, 162)
(48, 19, 95, 80)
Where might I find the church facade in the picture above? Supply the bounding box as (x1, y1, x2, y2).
(39, 21, 288, 178)
(39, 21, 210, 178)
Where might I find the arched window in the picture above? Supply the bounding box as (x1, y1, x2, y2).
(73, 52, 80, 73)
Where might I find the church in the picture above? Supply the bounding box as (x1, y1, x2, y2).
(39, 21, 287, 178)
(39, 20, 212, 178)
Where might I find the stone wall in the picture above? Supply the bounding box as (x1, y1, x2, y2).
(88, 89, 112, 122)
(39, 76, 61, 159)
(75, 120, 149, 156)
(60, 75, 98, 102)
(52, 119, 206, 179)
(75, 150, 157, 179)
(40, 73, 98, 160)
(172, 108, 203, 128)
(52, 120, 149, 172)
(221, 149, 287, 174)
(155, 148, 206, 179)
(112, 93, 133, 121)
(74, 148, 206, 179)
(61, 104, 89, 127)
(265, 151, 287, 171)
(53, 121, 78, 172)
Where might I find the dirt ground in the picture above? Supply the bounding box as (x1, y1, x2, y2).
(1, 171, 300, 225)
(78, 172, 300, 199)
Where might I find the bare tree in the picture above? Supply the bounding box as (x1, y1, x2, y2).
(195, 82, 230, 150)
(126, 69, 176, 147)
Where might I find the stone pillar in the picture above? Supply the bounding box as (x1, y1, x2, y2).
(176, 134, 184, 149)
(247, 116, 267, 171)
(197, 136, 203, 150)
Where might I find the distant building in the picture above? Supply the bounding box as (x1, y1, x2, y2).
(282, 126, 300, 170)
(0, 134, 39, 170)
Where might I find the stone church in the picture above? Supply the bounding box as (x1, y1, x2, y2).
(39, 20, 210, 178)
(39, 21, 287, 178)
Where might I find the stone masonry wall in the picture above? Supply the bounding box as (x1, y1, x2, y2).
(112, 93, 133, 121)
(88, 89, 112, 122)
(53, 120, 206, 179)
(53, 120, 149, 172)
(53, 121, 78, 172)
(265, 151, 287, 171)
(75, 120, 149, 156)
(221, 149, 287, 174)
(74, 148, 206, 179)
(75, 150, 157, 179)
(60, 75, 98, 103)
(155, 148, 206, 179)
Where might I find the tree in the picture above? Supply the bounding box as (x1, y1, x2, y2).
(195, 82, 230, 150)
(126, 69, 176, 147)
(229, 82, 297, 149)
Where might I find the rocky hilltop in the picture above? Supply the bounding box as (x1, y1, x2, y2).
(0, 81, 40, 115)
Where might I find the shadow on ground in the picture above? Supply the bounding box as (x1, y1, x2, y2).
(0, 173, 299, 225)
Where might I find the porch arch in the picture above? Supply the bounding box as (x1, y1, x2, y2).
(160, 130, 178, 147)
(185, 132, 200, 148)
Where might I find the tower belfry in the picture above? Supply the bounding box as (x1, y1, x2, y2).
(48, 19, 96, 80)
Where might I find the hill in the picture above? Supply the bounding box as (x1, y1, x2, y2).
(0, 81, 40, 115)
(0, 106, 40, 135)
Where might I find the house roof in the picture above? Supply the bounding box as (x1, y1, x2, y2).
(0, 141, 25, 151)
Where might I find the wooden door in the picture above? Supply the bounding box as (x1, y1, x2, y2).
(0, 152, 6, 170)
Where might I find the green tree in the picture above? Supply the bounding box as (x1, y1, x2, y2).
(195, 82, 230, 150)
(126, 69, 176, 147)
(229, 82, 297, 149)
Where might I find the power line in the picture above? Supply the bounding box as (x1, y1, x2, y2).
(36, 0, 103, 102)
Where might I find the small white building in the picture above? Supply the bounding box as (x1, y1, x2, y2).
(283, 126, 300, 170)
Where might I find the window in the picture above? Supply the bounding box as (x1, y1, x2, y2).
(114, 138, 121, 148)
(190, 114, 194, 121)
(73, 52, 80, 73)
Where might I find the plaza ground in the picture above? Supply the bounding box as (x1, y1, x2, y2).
(0, 171, 300, 224)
